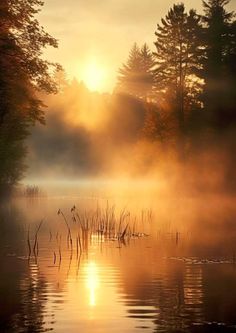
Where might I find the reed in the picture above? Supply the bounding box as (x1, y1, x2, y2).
(59, 245, 62, 264)
(33, 220, 44, 257)
(27, 203, 152, 262)
(27, 225, 31, 258)
(24, 185, 41, 197)
(69, 203, 152, 243)
(58, 209, 73, 249)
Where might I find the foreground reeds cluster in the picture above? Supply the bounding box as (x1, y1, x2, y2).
(26, 202, 153, 262)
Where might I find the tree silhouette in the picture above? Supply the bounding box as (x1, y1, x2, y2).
(139, 44, 156, 101)
(201, 0, 236, 130)
(117, 43, 155, 100)
(0, 0, 60, 191)
(153, 4, 203, 157)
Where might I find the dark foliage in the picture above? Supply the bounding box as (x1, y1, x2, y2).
(0, 0, 59, 190)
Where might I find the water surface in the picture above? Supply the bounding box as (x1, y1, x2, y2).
(1, 183, 236, 333)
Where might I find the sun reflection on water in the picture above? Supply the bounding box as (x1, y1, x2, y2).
(85, 262, 99, 307)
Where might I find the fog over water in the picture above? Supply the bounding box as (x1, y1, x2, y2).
(1, 184, 236, 333)
(1, 0, 236, 332)
(25, 82, 235, 196)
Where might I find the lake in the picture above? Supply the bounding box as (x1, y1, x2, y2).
(1, 181, 236, 333)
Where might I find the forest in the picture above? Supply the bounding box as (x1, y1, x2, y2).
(1, 0, 236, 193)
(1, 2, 236, 332)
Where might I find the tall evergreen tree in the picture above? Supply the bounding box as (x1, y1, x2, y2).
(117, 43, 155, 100)
(139, 43, 156, 100)
(201, 0, 236, 130)
(153, 4, 203, 156)
(0, 0, 59, 191)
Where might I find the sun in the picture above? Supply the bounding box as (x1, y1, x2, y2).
(82, 61, 106, 92)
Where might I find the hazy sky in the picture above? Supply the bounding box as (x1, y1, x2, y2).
(39, 0, 236, 92)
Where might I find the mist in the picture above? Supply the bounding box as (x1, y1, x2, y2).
(25, 77, 236, 197)
(2, 1, 236, 333)
(27, 81, 149, 180)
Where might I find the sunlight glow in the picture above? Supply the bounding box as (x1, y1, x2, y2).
(82, 61, 106, 92)
(86, 262, 99, 307)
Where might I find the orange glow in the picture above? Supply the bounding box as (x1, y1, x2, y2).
(81, 61, 107, 92)
(85, 262, 99, 307)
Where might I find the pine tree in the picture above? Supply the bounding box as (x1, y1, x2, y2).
(153, 4, 203, 156)
(0, 0, 59, 190)
(117, 43, 155, 100)
(201, 0, 236, 129)
(139, 44, 156, 100)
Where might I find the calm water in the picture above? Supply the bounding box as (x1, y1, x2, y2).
(1, 182, 236, 333)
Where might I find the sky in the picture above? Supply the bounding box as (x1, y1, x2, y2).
(39, 0, 236, 92)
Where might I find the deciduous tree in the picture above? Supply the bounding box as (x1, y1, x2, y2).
(0, 0, 60, 190)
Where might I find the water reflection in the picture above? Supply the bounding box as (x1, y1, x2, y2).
(1, 193, 236, 333)
(13, 263, 54, 333)
(85, 262, 99, 307)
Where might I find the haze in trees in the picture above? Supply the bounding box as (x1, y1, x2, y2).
(1, 2, 236, 333)
(0, 0, 236, 192)
(0, 0, 59, 192)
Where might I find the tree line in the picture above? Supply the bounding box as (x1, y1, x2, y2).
(117, 0, 236, 167)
